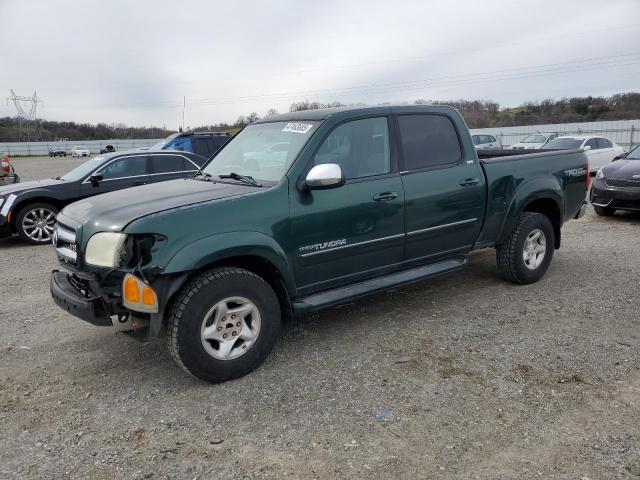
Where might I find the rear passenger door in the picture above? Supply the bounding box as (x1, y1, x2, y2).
(395, 113, 485, 264)
(149, 153, 198, 183)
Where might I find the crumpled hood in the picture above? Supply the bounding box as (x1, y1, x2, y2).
(601, 159, 640, 179)
(59, 178, 258, 232)
(0, 178, 63, 196)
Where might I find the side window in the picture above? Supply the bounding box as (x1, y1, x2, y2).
(182, 157, 198, 171)
(585, 138, 599, 150)
(487, 135, 496, 143)
(597, 138, 612, 149)
(97, 156, 146, 180)
(165, 137, 193, 152)
(151, 155, 186, 174)
(313, 117, 390, 179)
(397, 114, 462, 170)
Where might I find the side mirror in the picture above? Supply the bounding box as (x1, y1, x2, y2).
(89, 174, 103, 186)
(304, 164, 345, 190)
(583, 145, 591, 151)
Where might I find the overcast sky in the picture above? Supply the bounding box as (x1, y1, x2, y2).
(0, 0, 638, 128)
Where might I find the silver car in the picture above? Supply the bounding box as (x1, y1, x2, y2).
(472, 134, 502, 150)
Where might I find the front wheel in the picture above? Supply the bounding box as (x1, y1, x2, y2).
(496, 212, 555, 284)
(167, 267, 281, 383)
(15, 203, 59, 245)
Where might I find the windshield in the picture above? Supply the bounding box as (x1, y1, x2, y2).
(521, 134, 548, 143)
(542, 138, 584, 150)
(202, 121, 319, 182)
(61, 156, 105, 181)
(626, 145, 640, 160)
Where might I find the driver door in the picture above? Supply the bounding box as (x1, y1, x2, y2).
(289, 116, 405, 294)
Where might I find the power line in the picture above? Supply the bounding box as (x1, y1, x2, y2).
(43, 53, 640, 111)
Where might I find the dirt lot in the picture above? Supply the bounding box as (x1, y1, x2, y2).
(1, 156, 639, 479)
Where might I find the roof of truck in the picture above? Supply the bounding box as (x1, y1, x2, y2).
(254, 104, 458, 124)
(255, 106, 369, 123)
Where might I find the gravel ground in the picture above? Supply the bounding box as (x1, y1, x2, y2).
(1, 156, 639, 479)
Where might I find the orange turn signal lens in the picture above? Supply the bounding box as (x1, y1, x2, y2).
(142, 286, 156, 306)
(124, 276, 141, 303)
(122, 274, 158, 313)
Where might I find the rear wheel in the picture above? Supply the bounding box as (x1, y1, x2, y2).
(496, 212, 555, 284)
(15, 203, 58, 245)
(593, 205, 615, 216)
(167, 267, 281, 383)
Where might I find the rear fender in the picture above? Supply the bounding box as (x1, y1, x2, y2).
(497, 178, 563, 246)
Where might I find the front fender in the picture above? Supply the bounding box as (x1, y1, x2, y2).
(497, 177, 563, 244)
(163, 231, 296, 293)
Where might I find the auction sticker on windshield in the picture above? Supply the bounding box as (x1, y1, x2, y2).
(282, 123, 314, 134)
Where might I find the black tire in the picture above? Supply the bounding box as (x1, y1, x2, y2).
(496, 212, 555, 285)
(593, 205, 615, 216)
(15, 202, 59, 245)
(167, 267, 281, 383)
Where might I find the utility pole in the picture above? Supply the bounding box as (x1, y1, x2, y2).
(182, 96, 186, 133)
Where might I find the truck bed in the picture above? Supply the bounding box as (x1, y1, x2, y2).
(474, 148, 588, 248)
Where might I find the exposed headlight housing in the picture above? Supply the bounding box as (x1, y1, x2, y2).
(596, 169, 605, 180)
(84, 232, 128, 267)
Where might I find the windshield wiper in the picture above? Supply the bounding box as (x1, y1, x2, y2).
(218, 172, 261, 187)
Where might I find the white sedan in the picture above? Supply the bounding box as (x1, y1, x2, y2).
(541, 136, 625, 172)
(71, 146, 91, 157)
(509, 133, 560, 150)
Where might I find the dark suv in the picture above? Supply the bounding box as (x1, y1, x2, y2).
(153, 132, 231, 158)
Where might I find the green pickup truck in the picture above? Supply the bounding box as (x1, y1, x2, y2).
(50, 105, 588, 382)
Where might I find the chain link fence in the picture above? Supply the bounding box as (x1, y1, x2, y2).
(470, 119, 639, 150)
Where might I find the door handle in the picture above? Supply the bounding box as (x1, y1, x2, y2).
(373, 192, 398, 202)
(133, 180, 147, 186)
(459, 178, 480, 187)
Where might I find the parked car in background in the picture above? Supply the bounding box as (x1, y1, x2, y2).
(471, 134, 502, 150)
(49, 146, 67, 157)
(0, 150, 209, 244)
(0, 153, 19, 185)
(100, 145, 115, 154)
(71, 146, 91, 157)
(541, 136, 624, 172)
(509, 133, 560, 150)
(590, 144, 640, 216)
(49, 105, 588, 382)
(151, 131, 231, 158)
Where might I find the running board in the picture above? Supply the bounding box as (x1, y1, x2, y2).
(293, 256, 468, 312)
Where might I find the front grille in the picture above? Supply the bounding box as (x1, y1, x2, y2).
(605, 178, 640, 188)
(53, 222, 78, 263)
